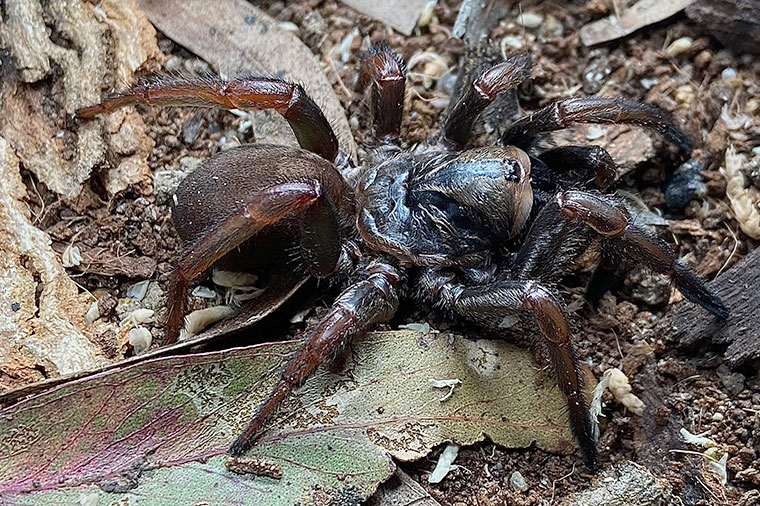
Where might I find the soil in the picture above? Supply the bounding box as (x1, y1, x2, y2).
(12, 0, 760, 504)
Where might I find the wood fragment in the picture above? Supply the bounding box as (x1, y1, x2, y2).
(685, 0, 760, 55)
(664, 248, 760, 368)
(580, 0, 696, 46)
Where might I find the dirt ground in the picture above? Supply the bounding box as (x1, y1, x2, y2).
(7, 0, 760, 504)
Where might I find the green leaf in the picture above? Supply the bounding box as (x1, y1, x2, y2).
(0, 330, 577, 505)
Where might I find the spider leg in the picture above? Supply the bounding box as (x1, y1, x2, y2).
(442, 52, 533, 148)
(419, 269, 597, 469)
(358, 42, 406, 146)
(166, 180, 338, 343)
(501, 97, 692, 152)
(77, 76, 339, 162)
(557, 190, 728, 318)
(538, 145, 617, 189)
(230, 261, 399, 456)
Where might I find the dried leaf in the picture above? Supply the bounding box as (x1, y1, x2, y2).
(137, 0, 356, 159)
(341, 0, 431, 35)
(580, 0, 696, 46)
(0, 330, 579, 504)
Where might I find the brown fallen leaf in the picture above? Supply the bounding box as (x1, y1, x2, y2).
(341, 0, 431, 36)
(0, 330, 581, 505)
(51, 242, 157, 280)
(579, 0, 696, 46)
(137, 0, 356, 159)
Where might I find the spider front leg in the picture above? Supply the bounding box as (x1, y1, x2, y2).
(166, 180, 332, 343)
(230, 261, 400, 456)
(358, 42, 406, 146)
(442, 52, 533, 148)
(502, 97, 693, 152)
(557, 190, 729, 318)
(77, 76, 340, 162)
(420, 270, 598, 469)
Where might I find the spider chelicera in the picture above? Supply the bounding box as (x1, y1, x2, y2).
(78, 43, 728, 469)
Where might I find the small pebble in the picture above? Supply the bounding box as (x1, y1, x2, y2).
(665, 37, 693, 57)
(721, 68, 739, 84)
(126, 280, 151, 301)
(516, 12, 543, 28)
(510, 471, 529, 491)
(586, 125, 606, 140)
(712, 412, 725, 421)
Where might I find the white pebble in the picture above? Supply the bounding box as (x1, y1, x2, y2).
(191, 286, 217, 299)
(712, 412, 724, 421)
(665, 37, 693, 57)
(721, 68, 740, 85)
(85, 301, 100, 324)
(128, 327, 152, 354)
(126, 280, 151, 301)
(640, 77, 659, 89)
(62, 244, 82, 268)
(510, 471, 529, 491)
(516, 12, 543, 28)
(586, 125, 606, 140)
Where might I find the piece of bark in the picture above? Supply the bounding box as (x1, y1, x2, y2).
(0, 0, 161, 199)
(0, 138, 109, 388)
(663, 247, 760, 368)
(579, 0, 696, 46)
(685, 0, 760, 55)
(137, 0, 356, 159)
(341, 0, 430, 36)
(366, 468, 442, 506)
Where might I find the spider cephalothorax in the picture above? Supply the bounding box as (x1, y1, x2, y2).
(78, 43, 728, 470)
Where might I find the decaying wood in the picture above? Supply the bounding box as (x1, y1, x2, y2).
(686, 0, 760, 55)
(0, 0, 161, 199)
(0, 0, 162, 391)
(664, 248, 760, 368)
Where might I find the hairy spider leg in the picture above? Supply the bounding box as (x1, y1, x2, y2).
(442, 52, 533, 148)
(537, 145, 617, 189)
(166, 180, 334, 343)
(230, 261, 400, 456)
(557, 190, 729, 318)
(358, 42, 407, 146)
(77, 76, 340, 162)
(501, 97, 693, 152)
(418, 269, 598, 469)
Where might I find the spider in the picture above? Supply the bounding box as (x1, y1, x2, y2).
(77, 43, 728, 470)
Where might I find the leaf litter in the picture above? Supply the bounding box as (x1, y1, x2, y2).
(0, 330, 578, 505)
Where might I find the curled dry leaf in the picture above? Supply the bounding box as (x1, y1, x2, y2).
(0, 330, 580, 505)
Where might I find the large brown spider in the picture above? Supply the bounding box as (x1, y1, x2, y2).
(77, 43, 728, 469)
